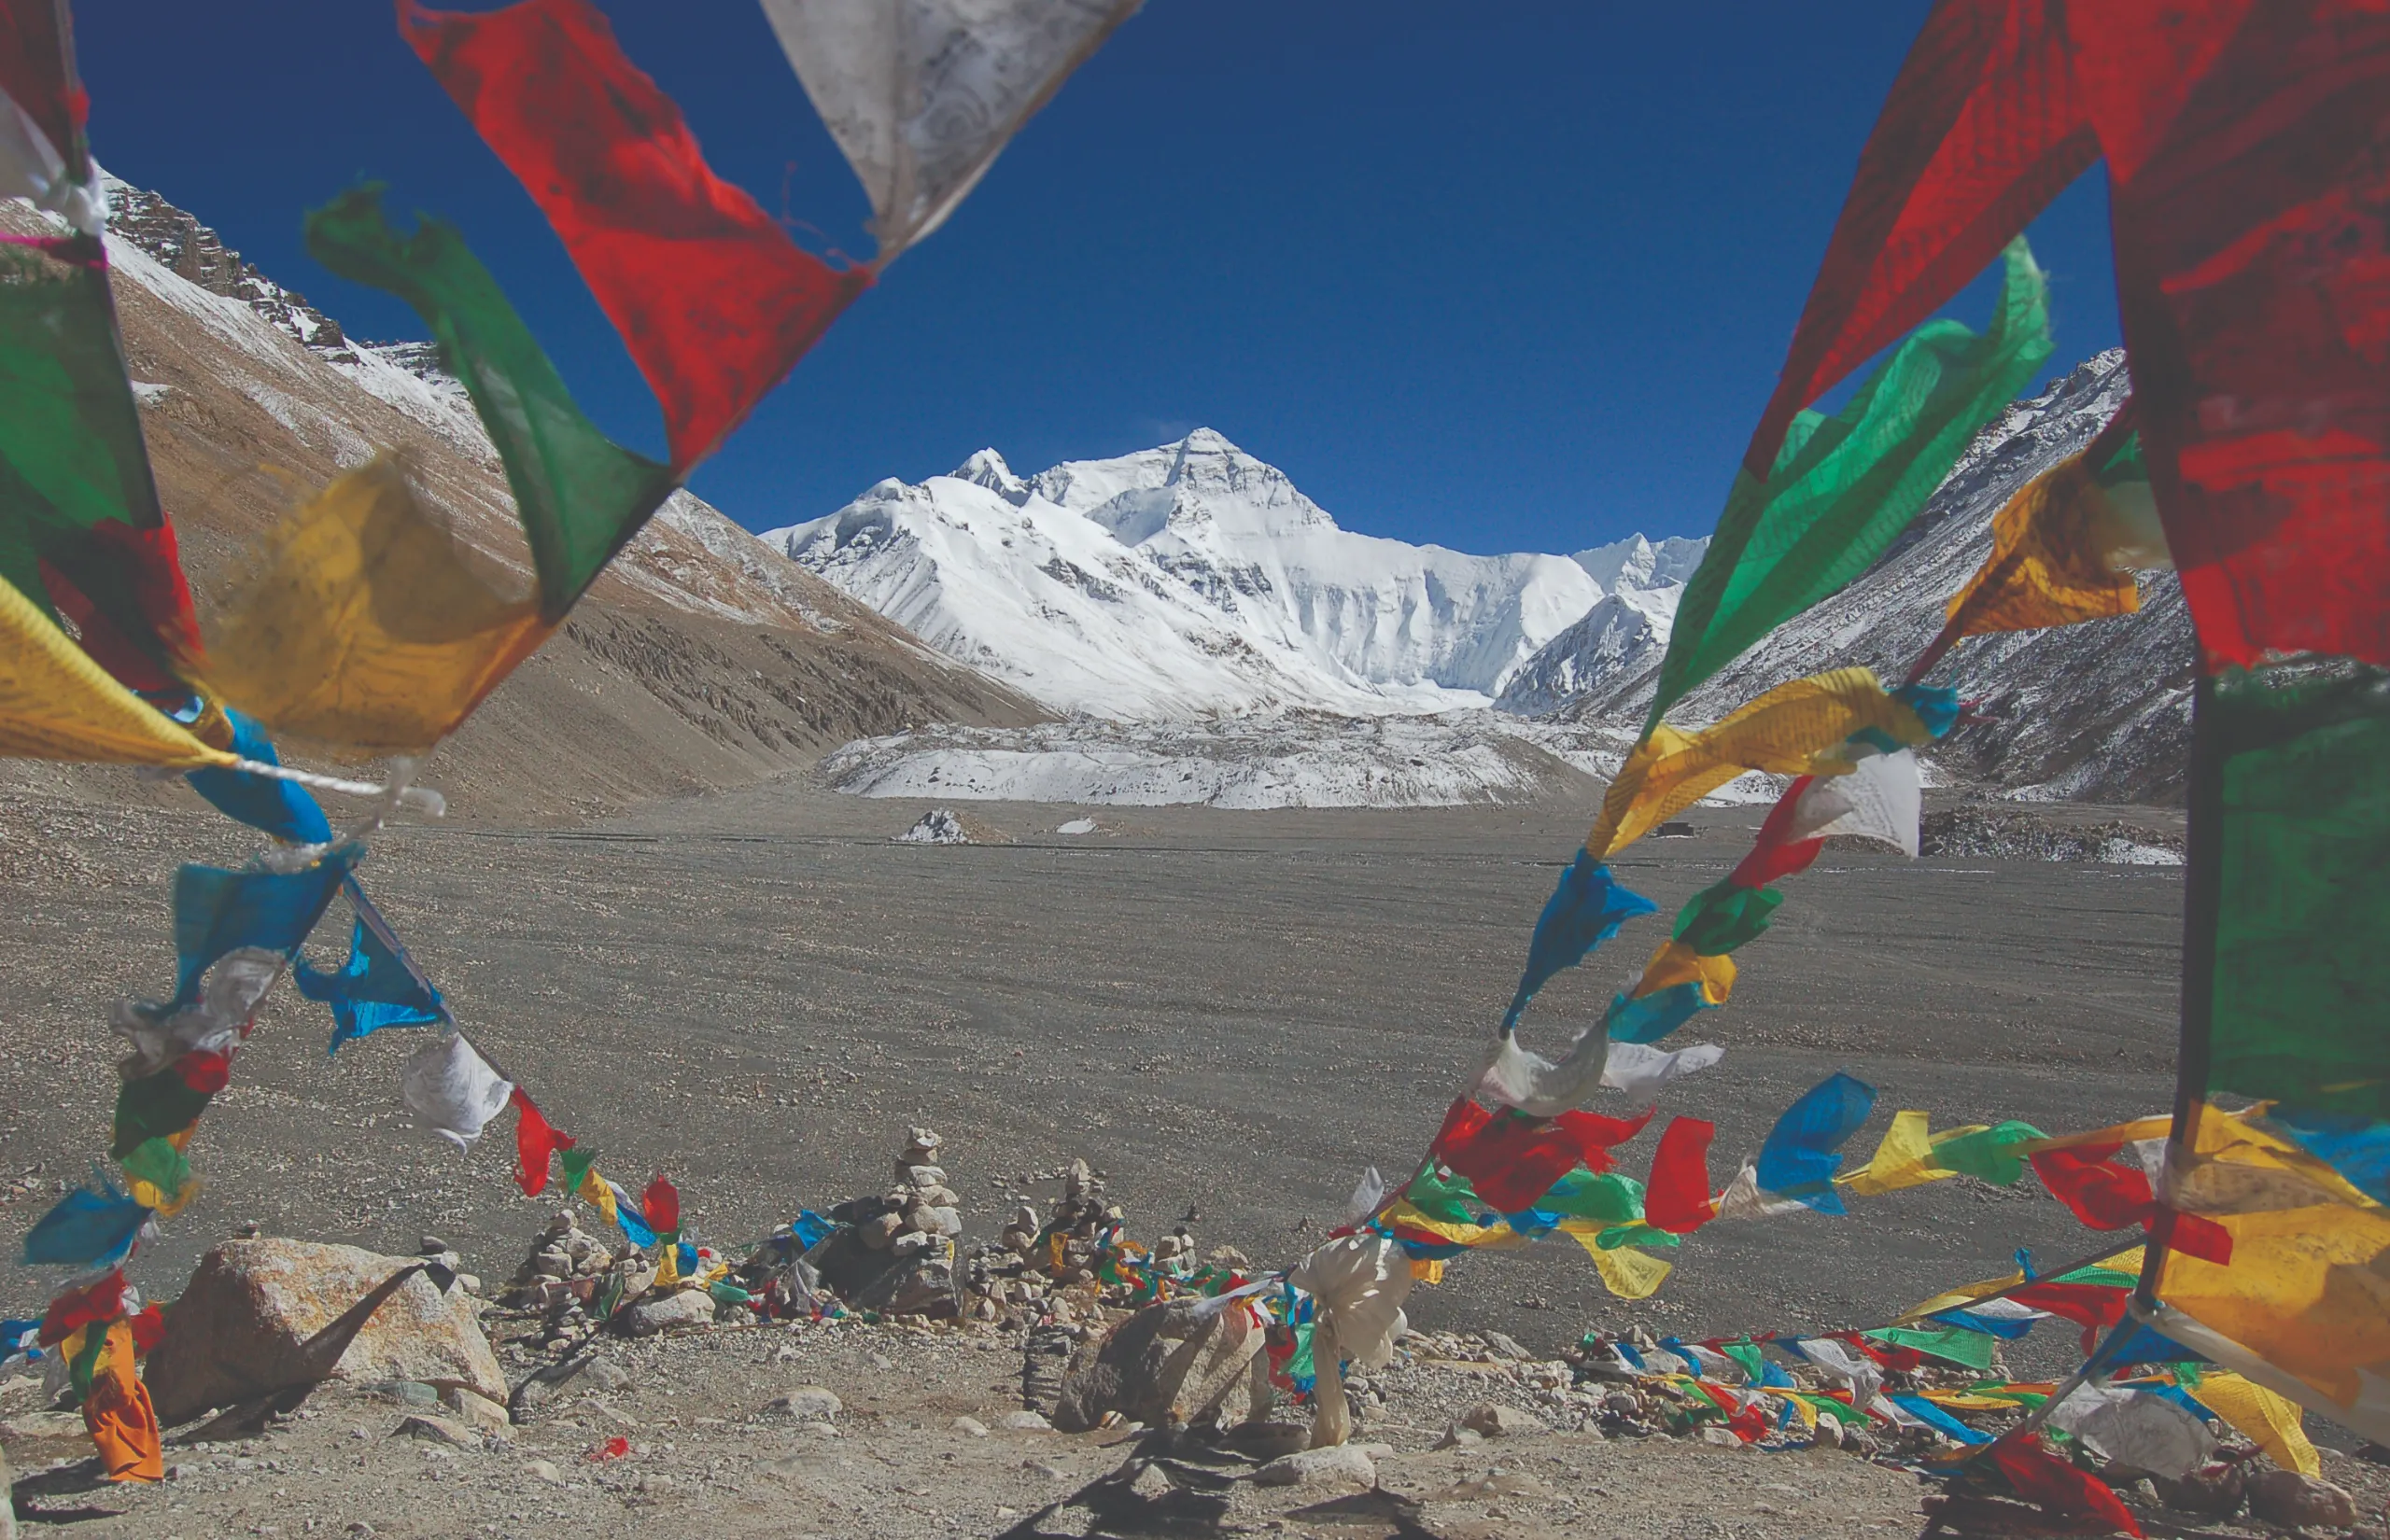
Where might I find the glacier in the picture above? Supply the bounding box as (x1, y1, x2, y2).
(763, 428, 1703, 719)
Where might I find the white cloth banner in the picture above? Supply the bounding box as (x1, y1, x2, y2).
(2048, 1382, 2215, 1478)
(401, 1033, 513, 1152)
(761, 0, 1141, 259)
(1786, 747, 1920, 856)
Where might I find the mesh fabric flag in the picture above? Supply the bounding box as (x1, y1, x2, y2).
(399, 0, 873, 470)
(1649, 240, 2051, 725)
(761, 0, 1141, 261)
(1588, 667, 1939, 860)
(2070, 5, 2390, 669)
(1501, 852, 1656, 1031)
(204, 454, 555, 749)
(305, 190, 676, 623)
(1753, 1071, 1876, 1214)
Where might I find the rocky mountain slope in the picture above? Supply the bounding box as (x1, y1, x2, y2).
(766, 431, 1706, 717)
(1, 179, 1041, 821)
(1539, 351, 2193, 803)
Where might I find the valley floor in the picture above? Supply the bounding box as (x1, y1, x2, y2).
(0, 770, 2253, 1534)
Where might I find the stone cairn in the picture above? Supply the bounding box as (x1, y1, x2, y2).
(498, 1209, 645, 1353)
(960, 1156, 1203, 1329)
(812, 1127, 968, 1319)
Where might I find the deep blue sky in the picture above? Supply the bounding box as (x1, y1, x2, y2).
(78, 2, 2118, 554)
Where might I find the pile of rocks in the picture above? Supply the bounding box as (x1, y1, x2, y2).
(961, 1157, 1211, 1329)
(809, 1127, 965, 1320)
(499, 1211, 616, 1318)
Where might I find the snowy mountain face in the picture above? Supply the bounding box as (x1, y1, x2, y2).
(1539, 350, 2195, 803)
(765, 429, 1705, 719)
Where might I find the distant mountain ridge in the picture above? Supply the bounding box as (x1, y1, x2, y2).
(766, 429, 1707, 718)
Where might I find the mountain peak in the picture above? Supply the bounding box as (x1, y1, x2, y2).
(949, 446, 1029, 503)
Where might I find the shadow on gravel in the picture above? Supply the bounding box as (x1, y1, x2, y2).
(995, 1427, 1242, 1538)
(12, 1463, 127, 1525)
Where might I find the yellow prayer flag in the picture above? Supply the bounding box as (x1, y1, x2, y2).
(0, 569, 235, 768)
(1385, 1200, 1525, 1251)
(1630, 940, 1736, 1004)
(203, 455, 555, 752)
(1588, 667, 1931, 860)
(1896, 1268, 2027, 1323)
(1841, 1111, 1941, 1197)
(1568, 1229, 1672, 1298)
(1941, 450, 2144, 640)
(653, 1247, 681, 1288)
(2188, 1371, 2320, 1477)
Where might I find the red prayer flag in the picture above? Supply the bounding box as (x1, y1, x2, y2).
(1741, 0, 2095, 475)
(2072, 0, 2390, 670)
(1436, 1102, 1648, 1214)
(2010, 1280, 2130, 1354)
(39, 515, 204, 693)
(1643, 1115, 1717, 1234)
(175, 1050, 231, 1095)
(127, 1303, 164, 1357)
(2031, 1142, 2154, 1230)
(510, 1087, 574, 1197)
(1730, 777, 1827, 889)
(37, 1269, 123, 1347)
(1990, 1433, 2144, 1537)
(641, 1174, 680, 1237)
(398, 0, 873, 469)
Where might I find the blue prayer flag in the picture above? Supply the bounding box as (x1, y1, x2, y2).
(172, 851, 353, 1005)
(1753, 1071, 1877, 1214)
(184, 709, 334, 846)
(297, 911, 447, 1055)
(1502, 852, 1657, 1032)
(23, 1171, 147, 1267)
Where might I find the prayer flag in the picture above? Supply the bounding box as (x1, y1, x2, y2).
(0, 568, 231, 768)
(400, 1034, 513, 1152)
(761, 0, 1141, 260)
(399, 0, 873, 469)
(23, 1172, 145, 1267)
(170, 852, 353, 1007)
(83, 1318, 162, 1482)
(1651, 240, 2051, 723)
(512, 1088, 574, 1197)
(0, 0, 99, 232)
(1940, 440, 2150, 641)
(305, 190, 677, 623)
(1753, 1072, 1876, 1214)
(184, 709, 334, 847)
(204, 455, 555, 749)
(1642, 1116, 1714, 1234)
(297, 912, 447, 1054)
(1502, 851, 1656, 1031)
(1590, 668, 1939, 860)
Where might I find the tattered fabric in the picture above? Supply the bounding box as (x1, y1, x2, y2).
(759, 0, 1141, 260)
(400, 1034, 514, 1152)
(399, 0, 873, 470)
(1649, 240, 2051, 724)
(204, 454, 556, 749)
(1502, 852, 1656, 1031)
(1589, 667, 1938, 860)
(170, 852, 352, 1007)
(1940, 439, 2150, 641)
(297, 913, 447, 1054)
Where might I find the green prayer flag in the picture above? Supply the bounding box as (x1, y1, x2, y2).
(1537, 1169, 1644, 1225)
(2206, 663, 2390, 1118)
(120, 1136, 192, 1199)
(1721, 1337, 1767, 1381)
(1402, 1165, 1487, 1225)
(1925, 1120, 2046, 1185)
(1864, 1323, 1996, 1371)
(1287, 1322, 1314, 1384)
(112, 1070, 211, 1160)
(0, 235, 163, 614)
(304, 187, 679, 621)
(1671, 880, 1783, 955)
(1595, 1221, 1681, 1250)
(1650, 238, 2052, 727)
(1795, 1391, 1870, 1425)
(2054, 1264, 2139, 1288)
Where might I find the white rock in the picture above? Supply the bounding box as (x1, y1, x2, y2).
(769, 1387, 842, 1423)
(1252, 1444, 1376, 1491)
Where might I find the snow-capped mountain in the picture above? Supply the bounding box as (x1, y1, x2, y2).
(765, 428, 1705, 718)
(1539, 350, 2195, 803)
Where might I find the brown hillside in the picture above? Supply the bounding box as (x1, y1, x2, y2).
(0, 183, 1043, 822)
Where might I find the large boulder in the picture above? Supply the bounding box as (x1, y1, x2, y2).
(145, 1239, 506, 1422)
(1053, 1296, 1263, 1433)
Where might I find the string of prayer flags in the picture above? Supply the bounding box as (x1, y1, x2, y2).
(400, 1033, 514, 1152)
(303, 190, 675, 628)
(1587, 667, 1944, 861)
(761, 0, 1142, 263)
(1647, 239, 2052, 726)
(1501, 851, 1655, 1031)
(1752, 1072, 1876, 1214)
(399, 0, 873, 474)
(201, 453, 555, 751)
(296, 912, 448, 1055)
